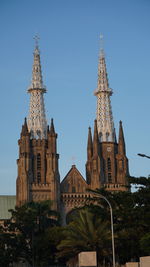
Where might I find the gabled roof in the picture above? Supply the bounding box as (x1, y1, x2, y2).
(61, 165, 87, 186)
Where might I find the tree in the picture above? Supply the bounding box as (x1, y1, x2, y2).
(57, 207, 112, 265)
(0, 226, 25, 267)
(89, 177, 150, 264)
(129, 176, 150, 257)
(140, 233, 150, 255)
(2, 200, 60, 267)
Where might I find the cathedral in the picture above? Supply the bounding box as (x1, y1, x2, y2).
(16, 39, 129, 223)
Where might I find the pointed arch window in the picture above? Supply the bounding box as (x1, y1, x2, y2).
(37, 153, 41, 170)
(107, 158, 112, 183)
(107, 158, 111, 172)
(37, 172, 41, 183)
(37, 153, 41, 183)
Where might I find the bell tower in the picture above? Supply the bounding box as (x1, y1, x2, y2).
(16, 38, 60, 208)
(86, 36, 129, 192)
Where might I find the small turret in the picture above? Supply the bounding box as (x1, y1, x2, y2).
(21, 117, 29, 137)
(118, 121, 126, 155)
(115, 120, 129, 187)
(87, 127, 93, 160)
(93, 120, 99, 157)
(48, 118, 57, 154)
(49, 118, 55, 135)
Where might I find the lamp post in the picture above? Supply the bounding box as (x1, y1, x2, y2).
(137, 153, 150, 159)
(93, 193, 115, 267)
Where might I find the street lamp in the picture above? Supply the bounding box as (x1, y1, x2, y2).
(93, 193, 115, 267)
(137, 153, 150, 159)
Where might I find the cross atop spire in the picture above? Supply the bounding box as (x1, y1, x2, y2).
(28, 36, 46, 92)
(99, 34, 105, 58)
(33, 34, 40, 48)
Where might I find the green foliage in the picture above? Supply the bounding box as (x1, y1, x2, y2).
(89, 176, 150, 264)
(57, 207, 112, 265)
(0, 200, 61, 267)
(0, 176, 150, 266)
(129, 176, 150, 187)
(0, 227, 25, 267)
(140, 233, 150, 255)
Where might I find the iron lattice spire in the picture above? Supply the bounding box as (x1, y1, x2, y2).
(27, 37, 47, 139)
(94, 35, 115, 142)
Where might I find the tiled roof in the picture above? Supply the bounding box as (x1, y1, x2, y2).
(0, 195, 16, 220)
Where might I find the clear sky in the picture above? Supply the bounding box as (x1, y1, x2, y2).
(0, 0, 150, 194)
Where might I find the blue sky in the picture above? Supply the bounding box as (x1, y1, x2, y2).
(0, 0, 150, 194)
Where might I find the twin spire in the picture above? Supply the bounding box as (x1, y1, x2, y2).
(26, 36, 122, 146)
(26, 37, 57, 140)
(27, 37, 47, 139)
(94, 35, 115, 142)
(87, 35, 126, 161)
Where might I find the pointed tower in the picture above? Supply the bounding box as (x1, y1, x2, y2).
(86, 36, 129, 192)
(16, 118, 31, 205)
(86, 120, 104, 189)
(116, 121, 129, 186)
(86, 127, 93, 184)
(87, 127, 93, 160)
(94, 35, 115, 142)
(17, 38, 60, 208)
(27, 41, 47, 139)
(92, 36, 118, 187)
(93, 120, 99, 157)
(90, 120, 101, 189)
(118, 121, 126, 155)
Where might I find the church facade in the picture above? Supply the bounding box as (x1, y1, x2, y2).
(16, 40, 129, 223)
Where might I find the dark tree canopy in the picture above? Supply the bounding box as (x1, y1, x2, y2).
(0, 176, 150, 266)
(0, 200, 61, 267)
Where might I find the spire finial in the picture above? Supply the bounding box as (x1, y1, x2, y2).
(33, 34, 40, 48)
(99, 34, 104, 58)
